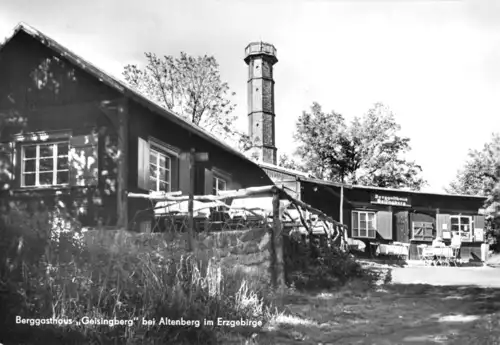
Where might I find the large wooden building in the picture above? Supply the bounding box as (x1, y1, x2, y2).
(262, 167, 488, 261)
(0, 23, 273, 230)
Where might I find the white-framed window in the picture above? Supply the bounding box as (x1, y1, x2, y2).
(213, 175, 227, 195)
(450, 215, 472, 241)
(21, 141, 69, 187)
(149, 143, 172, 192)
(351, 210, 377, 239)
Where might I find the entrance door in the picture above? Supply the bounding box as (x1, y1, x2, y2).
(395, 211, 409, 243)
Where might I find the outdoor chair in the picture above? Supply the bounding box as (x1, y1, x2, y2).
(222, 215, 248, 231)
(419, 245, 437, 266)
(449, 236, 462, 266)
(207, 210, 229, 232)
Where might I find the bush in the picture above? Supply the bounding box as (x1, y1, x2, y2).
(284, 233, 376, 291)
(0, 203, 275, 345)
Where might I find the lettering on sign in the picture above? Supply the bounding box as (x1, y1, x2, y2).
(371, 194, 411, 207)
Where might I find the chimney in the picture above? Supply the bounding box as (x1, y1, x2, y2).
(244, 42, 278, 165)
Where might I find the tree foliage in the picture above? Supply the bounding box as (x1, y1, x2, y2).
(447, 133, 500, 197)
(293, 102, 426, 190)
(278, 153, 303, 172)
(447, 133, 500, 231)
(122, 52, 247, 148)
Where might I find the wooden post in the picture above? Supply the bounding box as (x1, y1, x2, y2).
(187, 148, 195, 251)
(340, 185, 344, 223)
(116, 98, 128, 229)
(271, 186, 285, 290)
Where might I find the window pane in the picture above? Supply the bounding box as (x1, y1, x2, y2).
(149, 177, 157, 191)
(451, 217, 459, 225)
(159, 154, 170, 170)
(149, 164, 158, 178)
(368, 213, 375, 221)
(360, 213, 366, 221)
(57, 171, 69, 185)
(359, 229, 367, 237)
(352, 212, 359, 228)
(159, 181, 169, 192)
(219, 180, 226, 191)
(368, 220, 376, 230)
(158, 167, 166, 182)
(39, 144, 54, 158)
(57, 156, 68, 170)
(451, 225, 460, 231)
(24, 146, 37, 159)
(57, 143, 69, 156)
(39, 172, 53, 185)
(23, 173, 35, 186)
(39, 158, 53, 172)
(150, 150, 158, 164)
(24, 159, 36, 173)
(360, 220, 367, 230)
(461, 217, 470, 224)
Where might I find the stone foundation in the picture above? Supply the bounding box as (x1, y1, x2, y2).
(83, 228, 272, 283)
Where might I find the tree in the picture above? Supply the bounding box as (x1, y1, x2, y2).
(293, 102, 426, 190)
(122, 52, 247, 148)
(447, 133, 500, 237)
(447, 133, 500, 197)
(278, 153, 303, 172)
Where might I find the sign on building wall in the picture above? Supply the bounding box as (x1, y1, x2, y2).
(475, 228, 484, 242)
(371, 194, 411, 207)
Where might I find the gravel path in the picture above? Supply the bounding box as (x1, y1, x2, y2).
(391, 266, 500, 288)
(251, 266, 500, 344)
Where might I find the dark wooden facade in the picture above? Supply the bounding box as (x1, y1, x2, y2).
(299, 181, 488, 261)
(258, 161, 488, 261)
(0, 24, 272, 231)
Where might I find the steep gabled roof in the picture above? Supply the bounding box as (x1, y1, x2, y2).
(0, 22, 255, 165)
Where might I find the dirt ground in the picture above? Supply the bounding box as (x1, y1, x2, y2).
(250, 265, 500, 345)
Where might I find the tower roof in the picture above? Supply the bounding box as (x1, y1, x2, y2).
(244, 41, 278, 64)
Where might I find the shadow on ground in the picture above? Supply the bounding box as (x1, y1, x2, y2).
(252, 282, 500, 345)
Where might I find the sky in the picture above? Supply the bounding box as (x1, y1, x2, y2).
(1, 0, 499, 193)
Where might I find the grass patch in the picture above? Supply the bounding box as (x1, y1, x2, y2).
(0, 207, 280, 345)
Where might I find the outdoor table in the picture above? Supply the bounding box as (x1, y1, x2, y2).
(420, 246, 459, 266)
(376, 243, 410, 259)
(154, 200, 220, 233)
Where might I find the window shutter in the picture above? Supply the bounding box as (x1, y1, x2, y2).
(474, 215, 485, 242)
(170, 157, 179, 191)
(377, 211, 393, 240)
(351, 212, 359, 238)
(69, 134, 98, 186)
(436, 214, 450, 238)
(0, 142, 15, 189)
(179, 154, 190, 195)
(137, 137, 150, 190)
(204, 168, 214, 195)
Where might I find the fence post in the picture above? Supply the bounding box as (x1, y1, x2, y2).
(271, 186, 285, 290)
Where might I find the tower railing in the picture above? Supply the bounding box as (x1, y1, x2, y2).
(245, 42, 277, 58)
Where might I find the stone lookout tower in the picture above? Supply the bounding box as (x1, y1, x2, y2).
(244, 42, 278, 165)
